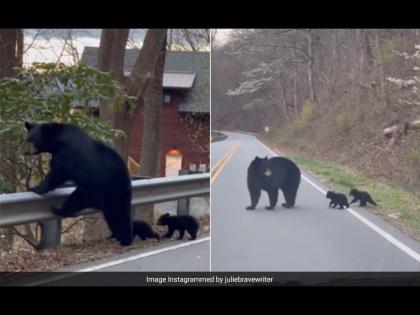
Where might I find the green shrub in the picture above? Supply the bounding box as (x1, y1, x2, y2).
(293, 100, 313, 131)
(336, 112, 351, 132)
(0, 63, 129, 193)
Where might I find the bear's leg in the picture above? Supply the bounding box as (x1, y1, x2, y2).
(145, 229, 154, 239)
(266, 188, 278, 210)
(104, 201, 133, 246)
(30, 169, 69, 195)
(51, 188, 92, 217)
(188, 228, 197, 240)
(178, 229, 185, 240)
(282, 186, 297, 208)
(164, 227, 175, 238)
(189, 224, 198, 240)
(103, 212, 120, 241)
(246, 188, 261, 210)
(282, 189, 296, 208)
(154, 233, 160, 242)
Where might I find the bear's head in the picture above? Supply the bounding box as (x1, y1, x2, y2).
(157, 213, 171, 226)
(251, 156, 273, 177)
(24, 122, 59, 155)
(349, 188, 358, 196)
(326, 191, 334, 199)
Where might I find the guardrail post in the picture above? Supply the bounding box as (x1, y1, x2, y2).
(132, 176, 154, 223)
(177, 170, 191, 215)
(39, 218, 62, 249)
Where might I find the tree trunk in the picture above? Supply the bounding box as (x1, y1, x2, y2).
(279, 79, 290, 121)
(123, 29, 167, 173)
(126, 29, 167, 223)
(375, 31, 390, 108)
(292, 30, 299, 118)
(0, 29, 20, 77)
(168, 29, 173, 50)
(306, 30, 316, 105)
(0, 28, 23, 252)
(363, 30, 375, 69)
(383, 119, 420, 148)
(139, 35, 167, 177)
(16, 29, 24, 67)
(97, 29, 129, 127)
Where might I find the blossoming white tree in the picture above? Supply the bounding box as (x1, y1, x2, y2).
(384, 44, 420, 146)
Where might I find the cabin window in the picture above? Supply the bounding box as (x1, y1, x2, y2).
(164, 94, 171, 104)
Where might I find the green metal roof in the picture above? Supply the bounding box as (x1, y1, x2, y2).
(80, 47, 209, 113)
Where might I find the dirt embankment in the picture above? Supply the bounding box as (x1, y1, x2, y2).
(0, 214, 209, 272)
(274, 101, 420, 195)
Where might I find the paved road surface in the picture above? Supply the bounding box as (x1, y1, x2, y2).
(18, 236, 210, 286)
(63, 235, 209, 272)
(211, 131, 420, 271)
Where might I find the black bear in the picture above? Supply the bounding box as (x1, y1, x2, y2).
(25, 122, 133, 246)
(246, 156, 301, 210)
(326, 191, 349, 209)
(349, 188, 377, 207)
(108, 220, 160, 242)
(157, 213, 199, 240)
(133, 220, 160, 242)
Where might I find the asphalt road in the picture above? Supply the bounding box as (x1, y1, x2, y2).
(17, 236, 210, 286)
(211, 131, 420, 271)
(64, 235, 209, 272)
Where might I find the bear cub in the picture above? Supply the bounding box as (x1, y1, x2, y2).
(157, 213, 199, 240)
(326, 191, 349, 209)
(133, 220, 160, 242)
(349, 188, 377, 207)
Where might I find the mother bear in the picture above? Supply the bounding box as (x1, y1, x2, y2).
(246, 156, 301, 210)
(25, 122, 133, 246)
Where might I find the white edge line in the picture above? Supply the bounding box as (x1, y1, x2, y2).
(24, 237, 210, 286)
(256, 137, 420, 264)
(79, 237, 210, 272)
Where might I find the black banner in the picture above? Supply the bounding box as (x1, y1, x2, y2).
(1, 272, 420, 287)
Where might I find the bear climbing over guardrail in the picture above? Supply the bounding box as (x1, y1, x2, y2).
(25, 122, 133, 246)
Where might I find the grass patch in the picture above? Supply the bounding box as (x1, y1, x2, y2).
(211, 131, 227, 143)
(288, 154, 420, 240)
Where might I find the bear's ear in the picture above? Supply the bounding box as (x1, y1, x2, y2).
(264, 156, 268, 160)
(254, 156, 260, 160)
(164, 213, 170, 217)
(25, 122, 35, 131)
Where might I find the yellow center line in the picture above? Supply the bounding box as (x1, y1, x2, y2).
(211, 141, 238, 172)
(211, 140, 240, 174)
(211, 140, 242, 184)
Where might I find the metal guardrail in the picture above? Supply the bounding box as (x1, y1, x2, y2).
(0, 173, 210, 228)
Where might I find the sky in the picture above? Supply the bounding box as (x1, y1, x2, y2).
(213, 29, 232, 47)
(23, 29, 223, 65)
(23, 29, 146, 65)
